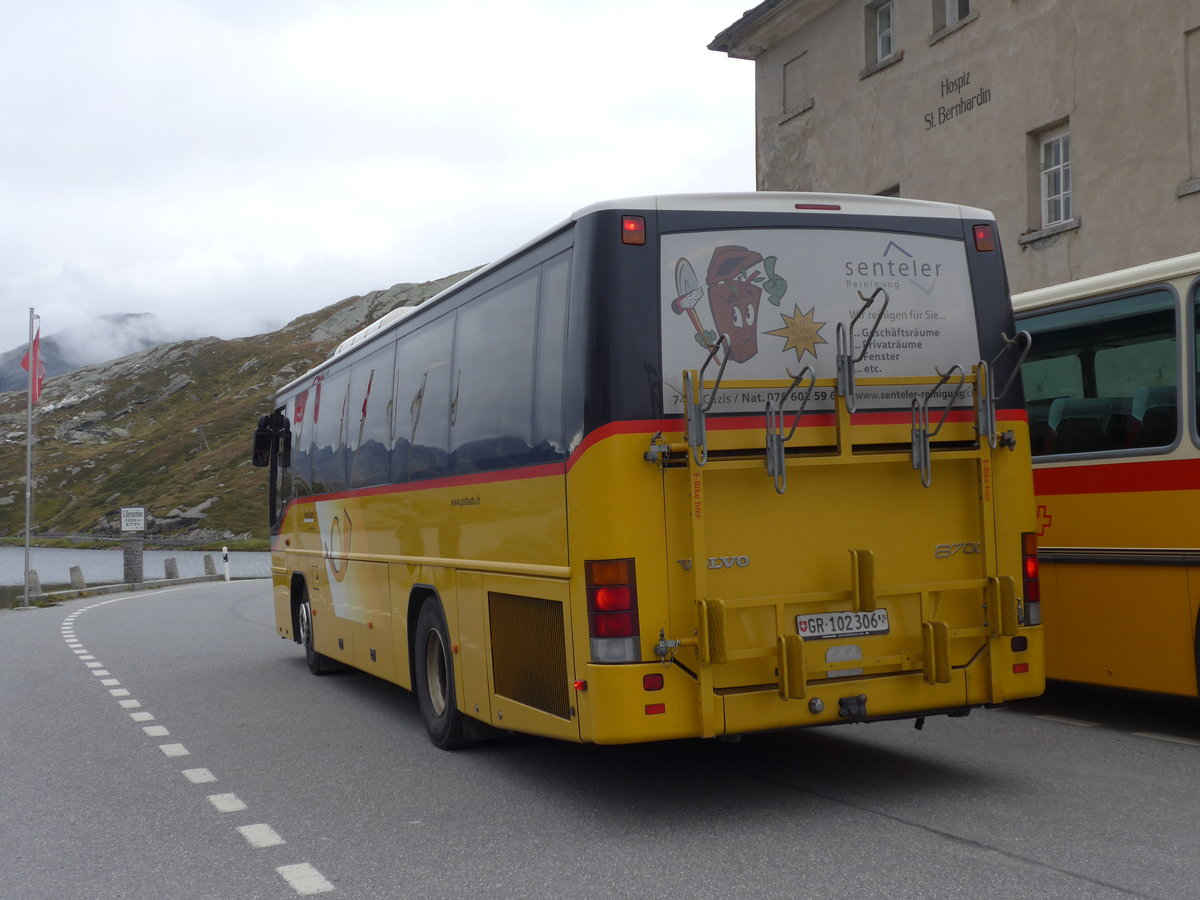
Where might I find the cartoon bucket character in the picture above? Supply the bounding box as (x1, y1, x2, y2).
(705, 246, 787, 363)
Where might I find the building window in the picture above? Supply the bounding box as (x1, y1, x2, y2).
(944, 0, 969, 28)
(876, 2, 894, 60)
(1040, 127, 1072, 227)
(862, 0, 902, 77)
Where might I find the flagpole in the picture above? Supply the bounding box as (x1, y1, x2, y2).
(22, 308, 35, 608)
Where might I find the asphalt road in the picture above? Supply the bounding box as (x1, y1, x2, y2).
(2, 581, 1198, 899)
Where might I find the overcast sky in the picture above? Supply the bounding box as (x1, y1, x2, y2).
(2, 1, 754, 347)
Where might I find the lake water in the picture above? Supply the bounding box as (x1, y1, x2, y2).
(0, 545, 271, 588)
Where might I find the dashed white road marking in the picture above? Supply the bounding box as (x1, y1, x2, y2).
(1134, 732, 1200, 747)
(65, 597, 336, 895)
(238, 824, 286, 849)
(276, 863, 335, 895)
(1035, 714, 1099, 727)
(208, 793, 248, 813)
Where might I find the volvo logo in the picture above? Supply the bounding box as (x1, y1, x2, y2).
(677, 556, 751, 571)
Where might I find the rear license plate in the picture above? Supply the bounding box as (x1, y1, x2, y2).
(796, 608, 890, 640)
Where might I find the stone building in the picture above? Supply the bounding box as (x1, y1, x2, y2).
(710, 0, 1200, 294)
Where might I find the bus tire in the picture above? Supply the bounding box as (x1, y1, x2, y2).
(414, 599, 466, 749)
(299, 589, 331, 676)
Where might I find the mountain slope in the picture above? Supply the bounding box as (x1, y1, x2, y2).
(0, 272, 470, 542)
(0, 313, 188, 393)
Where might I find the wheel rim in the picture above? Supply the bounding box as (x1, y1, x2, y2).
(424, 630, 448, 716)
(299, 603, 312, 648)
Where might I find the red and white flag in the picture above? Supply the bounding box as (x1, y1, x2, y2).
(20, 327, 45, 404)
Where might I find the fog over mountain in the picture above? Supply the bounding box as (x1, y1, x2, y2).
(0, 313, 194, 393)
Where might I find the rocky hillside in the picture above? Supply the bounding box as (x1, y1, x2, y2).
(0, 271, 471, 544)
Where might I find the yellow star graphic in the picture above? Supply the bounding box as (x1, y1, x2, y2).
(766, 304, 828, 362)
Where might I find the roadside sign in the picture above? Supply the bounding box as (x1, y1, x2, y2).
(120, 506, 146, 533)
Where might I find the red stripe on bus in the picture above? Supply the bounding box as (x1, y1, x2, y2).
(1034, 457, 1200, 495)
(564, 408, 1027, 470)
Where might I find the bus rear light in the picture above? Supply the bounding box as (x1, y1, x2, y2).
(586, 558, 641, 663)
(621, 215, 646, 245)
(973, 223, 996, 252)
(645, 703, 666, 715)
(1013, 662, 1030, 674)
(574, 680, 587, 692)
(643, 673, 664, 691)
(1021, 532, 1042, 625)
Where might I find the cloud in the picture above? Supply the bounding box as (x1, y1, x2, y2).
(0, 0, 753, 341)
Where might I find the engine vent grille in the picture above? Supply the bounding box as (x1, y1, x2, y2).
(489, 592, 570, 720)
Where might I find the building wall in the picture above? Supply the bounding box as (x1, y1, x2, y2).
(715, 0, 1200, 294)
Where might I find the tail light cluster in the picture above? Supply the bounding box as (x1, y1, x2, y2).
(586, 558, 640, 663)
(1021, 532, 1041, 625)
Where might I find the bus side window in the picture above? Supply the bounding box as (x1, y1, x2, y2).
(1022, 288, 1176, 456)
(450, 270, 538, 474)
(532, 251, 570, 459)
(395, 314, 455, 483)
(348, 344, 396, 490)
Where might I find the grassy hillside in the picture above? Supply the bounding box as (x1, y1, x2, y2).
(0, 271, 470, 544)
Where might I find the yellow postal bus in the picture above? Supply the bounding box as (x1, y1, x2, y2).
(1014, 253, 1200, 698)
(254, 193, 1043, 748)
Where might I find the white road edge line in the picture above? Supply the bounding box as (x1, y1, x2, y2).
(238, 823, 286, 849)
(159, 743, 190, 757)
(208, 793, 248, 813)
(276, 862, 335, 895)
(1134, 731, 1200, 747)
(1034, 714, 1099, 728)
(182, 768, 217, 784)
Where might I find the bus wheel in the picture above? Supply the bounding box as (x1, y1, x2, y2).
(414, 600, 466, 749)
(298, 591, 330, 676)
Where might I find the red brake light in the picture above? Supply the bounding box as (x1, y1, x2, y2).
(1021, 532, 1041, 622)
(643, 673, 664, 691)
(593, 585, 633, 611)
(621, 215, 646, 245)
(586, 558, 640, 642)
(973, 223, 996, 252)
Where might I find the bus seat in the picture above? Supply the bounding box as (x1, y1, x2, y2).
(1101, 397, 1136, 449)
(1047, 398, 1113, 454)
(1132, 385, 1177, 447)
(1027, 398, 1061, 455)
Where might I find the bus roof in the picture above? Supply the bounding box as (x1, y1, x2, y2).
(1013, 250, 1200, 314)
(324, 191, 995, 372)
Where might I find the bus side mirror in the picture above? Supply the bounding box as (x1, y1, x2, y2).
(252, 415, 272, 467)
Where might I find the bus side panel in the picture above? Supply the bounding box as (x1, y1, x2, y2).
(1037, 471, 1200, 696)
(272, 547, 294, 640)
(1042, 560, 1196, 694)
(565, 430, 680, 744)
